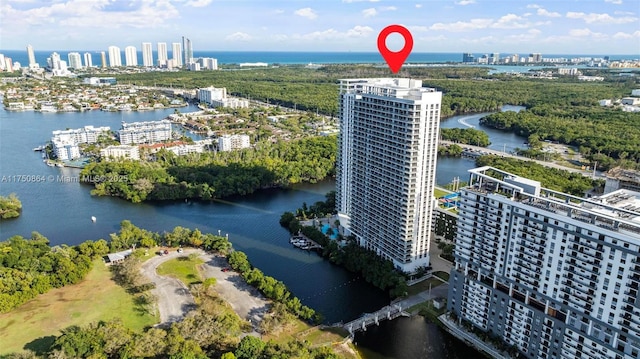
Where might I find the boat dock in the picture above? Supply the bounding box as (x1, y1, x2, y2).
(289, 234, 322, 251)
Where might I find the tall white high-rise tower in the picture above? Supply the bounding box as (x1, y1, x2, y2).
(83, 52, 93, 68)
(67, 52, 82, 69)
(172, 42, 182, 67)
(182, 36, 193, 65)
(142, 42, 153, 67)
(336, 78, 442, 272)
(107, 46, 122, 67)
(124, 46, 138, 66)
(27, 45, 37, 66)
(157, 42, 168, 66)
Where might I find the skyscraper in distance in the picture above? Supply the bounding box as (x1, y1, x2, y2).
(67, 52, 82, 69)
(182, 36, 193, 65)
(157, 42, 168, 66)
(124, 46, 138, 66)
(142, 42, 153, 67)
(336, 78, 442, 272)
(27, 45, 36, 66)
(172, 42, 182, 67)
(100, 51, 107, 68)
(83, 52, 93, 68)
(107, 46, 122, 67)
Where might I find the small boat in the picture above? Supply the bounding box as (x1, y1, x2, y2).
(91, 216, 96, 222)
(33, 145, 46, 151)
(46, 161, 54, 167)
(55, 163, 64, 167)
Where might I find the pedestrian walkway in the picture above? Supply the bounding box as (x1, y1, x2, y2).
(439, 314, 512, 359)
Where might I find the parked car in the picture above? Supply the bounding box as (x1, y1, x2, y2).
(164, 249, 169, 255)
(177, 248, 183, 253)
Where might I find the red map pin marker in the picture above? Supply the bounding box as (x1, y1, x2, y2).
(377, 25, 413, 74)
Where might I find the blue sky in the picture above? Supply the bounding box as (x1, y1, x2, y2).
(1, 0, 639, 54)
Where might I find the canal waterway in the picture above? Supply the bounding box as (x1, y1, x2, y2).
(0, 104, 525, 358)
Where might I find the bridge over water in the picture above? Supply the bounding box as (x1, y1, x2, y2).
(343, 304, 410, 335)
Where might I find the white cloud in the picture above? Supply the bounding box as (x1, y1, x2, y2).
(416, 4, 423, 8)
(272, 9, 284, 15)
(14, 0, 181, 29)
(613, 30, 640, 39)
(346, 25, 375, 37)
(537, 8, 560, 17)
(605, 0, 622, 4)
(526, 4, 540, 9)
(294, 7, 317, 20)
(225, 32, 252, 41)
(491, 14, 530, 29)
(566, 11, 637, 24)
(362, 8, 377, 17)
(455, 0, 475, 5)
(184, 0, 212, 7)
(430, 18, 492, 31)
(362, 5, 396, 17)
(569, 28, 607, 39)
(293, 25, 374, 41)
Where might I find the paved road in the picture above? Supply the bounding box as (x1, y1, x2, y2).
(429, 237, 454, 274)
(440, 140, 599, 177)
(140, 249, 199, 325)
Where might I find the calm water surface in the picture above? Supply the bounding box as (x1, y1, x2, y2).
(0, 104, 525, 358)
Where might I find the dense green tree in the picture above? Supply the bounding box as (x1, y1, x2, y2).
(0, 193, 22, 219)
(234, 336, 266, 359)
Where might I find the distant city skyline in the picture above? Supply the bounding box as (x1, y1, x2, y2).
(1, 1, 639, 54)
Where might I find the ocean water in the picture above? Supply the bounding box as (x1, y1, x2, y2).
(2, 50, 639, 69)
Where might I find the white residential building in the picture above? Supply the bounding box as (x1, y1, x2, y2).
(118, 120, 172, 145)
(100, 145, 140, 160)
(172, 42, 182, 67)
(167, 144, 205, 156)
(67, 52, 82, 69)
(124, 46, 138, 67)
(47, 52, 70, 76)
(27, 45, 36, 66)
(182, 36, 193, 65)
(83, 52, 93, 68)
(218, 134, 250, 152)
(52, 126, 111, 144)
(448, 166, 640, 359)
(336, 78, 443, 272)
(157, 42, 168, 66)
(197, 86, 249, 108)
(108, 46, 122, 67)
(52, 135, 81, 160)
(197, 57, 218, 70)
(141, 42, 153, 67)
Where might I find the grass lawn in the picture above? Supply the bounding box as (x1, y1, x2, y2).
(156, 255, 204, 286)
(406, 277, 444, 296)
(434, 271, 450, 282)
(0, 260, 157, 356)
(265, 319, 358, 359)
(434, 187, 452, 198)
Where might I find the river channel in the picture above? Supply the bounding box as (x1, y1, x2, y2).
(0, 104, 525, 358)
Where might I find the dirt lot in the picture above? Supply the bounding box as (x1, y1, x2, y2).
(140, 249, 270, 331)
(198, 253, 270, 331)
